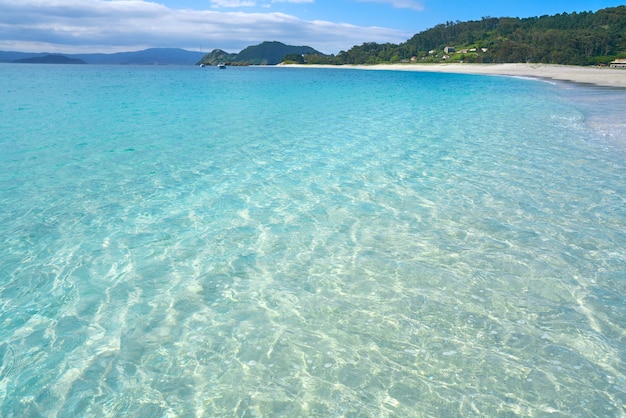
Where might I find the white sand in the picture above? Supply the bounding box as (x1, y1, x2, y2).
(289, 63, 626, 89)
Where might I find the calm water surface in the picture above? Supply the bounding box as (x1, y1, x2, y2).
(0, 64, 625, 417)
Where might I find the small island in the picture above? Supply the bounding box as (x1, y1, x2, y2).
(12, 54, 86, 64)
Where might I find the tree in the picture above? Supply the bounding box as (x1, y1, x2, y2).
(282, 53, 305, 64)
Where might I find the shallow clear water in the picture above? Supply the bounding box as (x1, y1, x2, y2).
(0, 64, 625, 417)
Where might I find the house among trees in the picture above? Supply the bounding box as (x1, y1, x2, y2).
(444, 47, 455, 53)
(609, 59, 626, 68)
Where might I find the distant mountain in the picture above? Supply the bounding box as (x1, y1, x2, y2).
(0, 51, 45, 62)
(73, 48, 202, 65)
(198, 41, 324, 66)
(0, 48, 201, 65)
(1, 43, 324, 67)
(12, 54, 86, 64)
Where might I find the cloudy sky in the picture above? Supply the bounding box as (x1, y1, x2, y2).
(0, 0, 622, 54)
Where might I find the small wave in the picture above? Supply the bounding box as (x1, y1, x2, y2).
(0, 344, 16, 380)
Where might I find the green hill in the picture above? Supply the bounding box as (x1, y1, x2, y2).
(199, 41, 323, 66)
(235, 41, 320, 65)
(197, 49, 238, 66)
(305, 6, 626, 66)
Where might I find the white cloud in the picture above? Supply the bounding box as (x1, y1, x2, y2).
(210, 0, 256, 7)
(354, 0, 424, 11)
(272, 0, 314, 3)
(0, 0, 411, 54)
(210, 0, 314, 7)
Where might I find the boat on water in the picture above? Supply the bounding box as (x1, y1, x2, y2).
(217, 62, 226, 69)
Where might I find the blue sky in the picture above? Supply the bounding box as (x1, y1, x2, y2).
(0, 0, 622, 54)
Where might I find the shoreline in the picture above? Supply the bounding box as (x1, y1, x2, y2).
(286, 63, 626, 89)
(284, 62, 626, 142)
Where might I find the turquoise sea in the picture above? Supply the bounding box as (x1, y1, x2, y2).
(0, 64, 625, 417)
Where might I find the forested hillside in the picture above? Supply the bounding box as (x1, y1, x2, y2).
(199, 41, 321, 66)
(304, 6, 626, 66)
(236, 41, 319, 65)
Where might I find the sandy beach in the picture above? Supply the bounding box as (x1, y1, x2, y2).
(291, 63, 626, 89)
